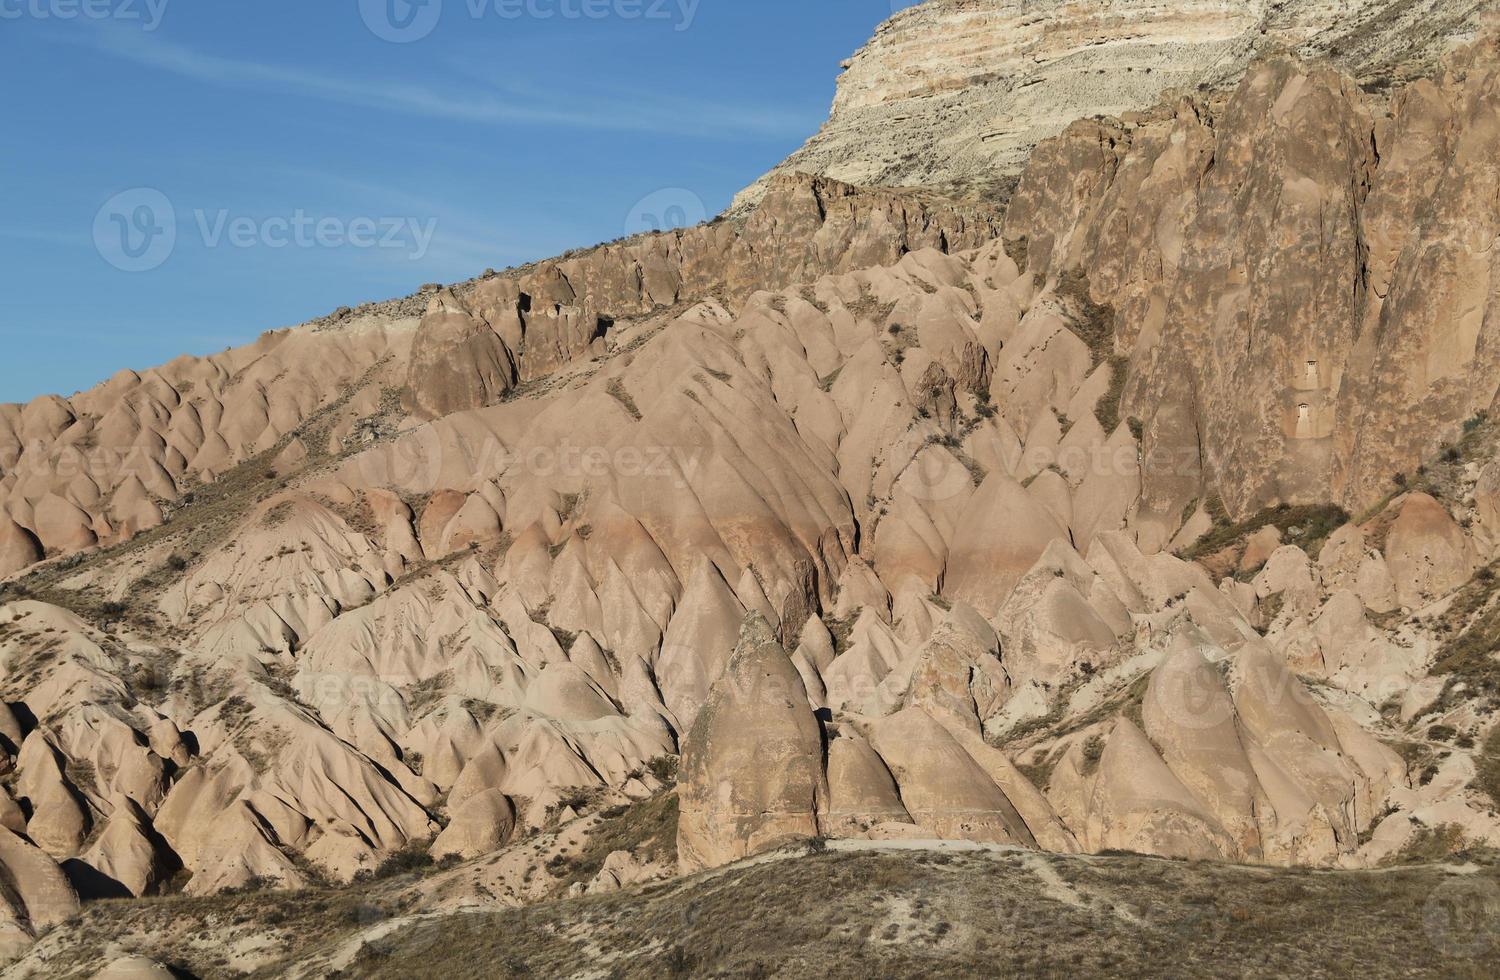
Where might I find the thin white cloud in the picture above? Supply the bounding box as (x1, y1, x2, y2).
(69, 29, 811, 140)
(0, 227, 85, 247)
(255, 167, 563, 269)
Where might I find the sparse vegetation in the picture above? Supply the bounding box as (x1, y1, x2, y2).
(823, 614, 858, 657)
(1095, 355, 1129, 433)
(1430, 561, 1500, 703)
(1054, 268, 1117, 368)
(544, 792, 678, 890)
(1080, 734, 1106, 776)
(1180, 500, 1351, 569)
(1016, 748, 1061, 792)
(1478, 727, 1500, 810)
(342, 847, 1499, 980)
(354, 841, 444, 882)
(846, 288, 898, 326)
(1003, 236, 1029, 272)
(644, 755, 679, 784)
(1381, 824, 1471, 867)
(607, 379, 643, 421)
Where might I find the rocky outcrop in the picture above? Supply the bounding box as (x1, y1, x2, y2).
(400, 172, 1004, 417)
(0, 828, 79, 961)
(0, 519, 40, 579)
(1383, 492, 1478, 608)
(677, 615, 828, 872)
(734, 0, 1489, 209)
(431, 790, 516, 860)
(402, 291, 518, 420)
(1004, 32, 1500, 520)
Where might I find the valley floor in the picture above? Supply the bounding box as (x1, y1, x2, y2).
(20, 841, 1500, 979)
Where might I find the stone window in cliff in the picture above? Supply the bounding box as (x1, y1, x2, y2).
(1305, 360, 1318, 385)
(1296, 403, 1313, 439)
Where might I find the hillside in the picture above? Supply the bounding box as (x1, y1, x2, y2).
(16, 840, 1500, 977)
(3, 2, 1500, 976)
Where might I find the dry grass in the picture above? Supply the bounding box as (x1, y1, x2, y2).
(1096, 354, 1129, 433)
(1054, 268, 1117, 369)
(606, 379, 643, 421)
(24, 842, 1500, 978)
(544, 793, 678, 890)
(1477, 727, 1500, 810)
(341, 848, 1500, 980)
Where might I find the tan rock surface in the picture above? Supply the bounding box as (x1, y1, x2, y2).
(734, 0, 1487, 210)
(432, 790, 517, 860)
(676, 615, 828, 872)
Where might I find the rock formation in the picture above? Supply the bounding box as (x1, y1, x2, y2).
(677, 615, 828, 872)
(735, 0, 1490, 208)
(2, 3, 1500, 966)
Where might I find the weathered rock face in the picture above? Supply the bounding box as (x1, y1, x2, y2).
(0, 169, 1000, 572)
(0, 827, 79, 959)
(676, 615, 828, 873)
(0, 519, 40, 577)
(1005, 32, 1500, 521)
(5, 5, 1500, 930)
(1334, 38, 1500, 506)
(431, 790, 516, 860)
(400, 172, 1004, 418)
(734, 0, 1490, 210)
(402, 292, 518, 420)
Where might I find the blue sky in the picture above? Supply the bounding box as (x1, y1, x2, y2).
(0, 0, 919, 402)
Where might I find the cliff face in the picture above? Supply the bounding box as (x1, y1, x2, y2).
(733, 0, 1492, 209)
(1005, 34, 1500, 521)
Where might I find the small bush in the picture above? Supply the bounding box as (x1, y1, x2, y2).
(357, 843, 436, 881)
(607, 379, 643, 421)
(646, 755, 679, 784)
(1095, 355, 1129, 433)
(1080, 734, 1107, 776)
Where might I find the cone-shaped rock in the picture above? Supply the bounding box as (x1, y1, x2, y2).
(677, 613, 828, 873)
